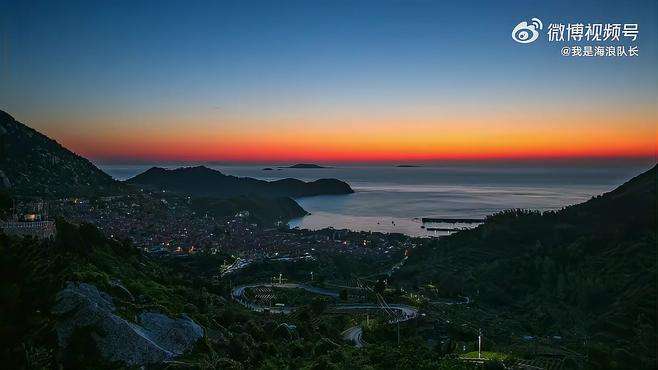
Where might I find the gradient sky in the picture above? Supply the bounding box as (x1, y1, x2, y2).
(0, 0, 656, 164)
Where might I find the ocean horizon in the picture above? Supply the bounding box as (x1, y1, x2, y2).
(99, 162, 653, 237)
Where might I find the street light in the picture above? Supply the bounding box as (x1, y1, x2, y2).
(478, 328, 482, 359)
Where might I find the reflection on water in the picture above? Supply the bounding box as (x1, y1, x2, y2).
(101, 163, 652, 237)
(286, 182, 596, 237)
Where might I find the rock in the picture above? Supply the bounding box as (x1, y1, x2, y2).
(51, 282, 115, 342)
(0, 170, 12, 189)
(108, 278, 134, 302)
(138, 313, 204, 354)
(53, 282, 204, 366)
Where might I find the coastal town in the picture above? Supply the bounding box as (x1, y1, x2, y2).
(2, 192, 418, 271)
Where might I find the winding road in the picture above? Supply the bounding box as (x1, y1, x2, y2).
(231, 283, 339, 313)
(231, 282, 419, 347)
(332, 304, 418, 323)
(335, 303, 418, 347)
(342, 326, 365, 347)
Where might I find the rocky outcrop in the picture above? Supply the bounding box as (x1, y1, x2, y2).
(53, 282, 203, 366)
(0, 170, 10, 189)
(108, 278, 134, 302)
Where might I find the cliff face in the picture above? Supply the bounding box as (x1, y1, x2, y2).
(0, 110, 124, 197)
(127, 165, 354, 198)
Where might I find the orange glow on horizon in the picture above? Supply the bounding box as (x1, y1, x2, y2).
(64, 131, 656, 163)
(41, 107, 657, 164)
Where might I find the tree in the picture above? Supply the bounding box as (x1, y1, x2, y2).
(374, 279, 386, 295)
(339, 289, 348, 302)
(310, 296, 329, 314)
(0, 190, 10, 213)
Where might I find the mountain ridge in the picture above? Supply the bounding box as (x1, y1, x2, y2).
(0, 110, 124, 197)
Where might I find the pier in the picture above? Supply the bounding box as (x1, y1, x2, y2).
(421, 217, 484, 223)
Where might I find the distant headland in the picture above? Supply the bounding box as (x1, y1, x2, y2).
(127, 166, 353, 198)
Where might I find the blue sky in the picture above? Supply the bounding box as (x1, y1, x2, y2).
(0, 0, 656, 163)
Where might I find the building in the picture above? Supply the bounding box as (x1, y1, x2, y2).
(1, 220, 56, 239)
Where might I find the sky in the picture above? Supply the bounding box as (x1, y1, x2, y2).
(0, 0, 656, 164)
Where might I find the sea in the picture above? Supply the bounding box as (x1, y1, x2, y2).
(100, 162, 653, 237)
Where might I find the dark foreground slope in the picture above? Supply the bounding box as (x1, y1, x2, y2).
(397, 164, 657, 368)
(0, 221, 465, 369)
(0, 110, 124, 197)
(0, 221, 221, 368)
(127, 165, 354, 198)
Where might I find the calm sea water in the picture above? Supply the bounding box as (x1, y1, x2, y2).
(100, 163, 652, 237)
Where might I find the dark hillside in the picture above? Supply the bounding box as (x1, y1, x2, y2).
(0, 110, 124, 197)
(190, 195, 308, 226)
(397, 165, 657, 368)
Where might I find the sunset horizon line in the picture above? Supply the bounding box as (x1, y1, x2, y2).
(92, 153, 657, 167)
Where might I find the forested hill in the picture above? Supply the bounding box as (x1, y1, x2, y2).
(127, 165, 354, 198)
(396, 164, 657, 368)
(0, 110, 124, 197)
(562, 163, 656, 231)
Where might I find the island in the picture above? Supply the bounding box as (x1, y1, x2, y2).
(262, 167, 274, 171)
(396, 164, 422, 168)
(286, 163, 329, 169)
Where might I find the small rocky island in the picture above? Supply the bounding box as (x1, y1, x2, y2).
(286, 163, 328, 169)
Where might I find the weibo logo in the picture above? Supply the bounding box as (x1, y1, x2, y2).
(512, 18, 543, 43)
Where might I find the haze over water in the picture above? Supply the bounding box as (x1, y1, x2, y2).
(101, 162, 652, 237)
